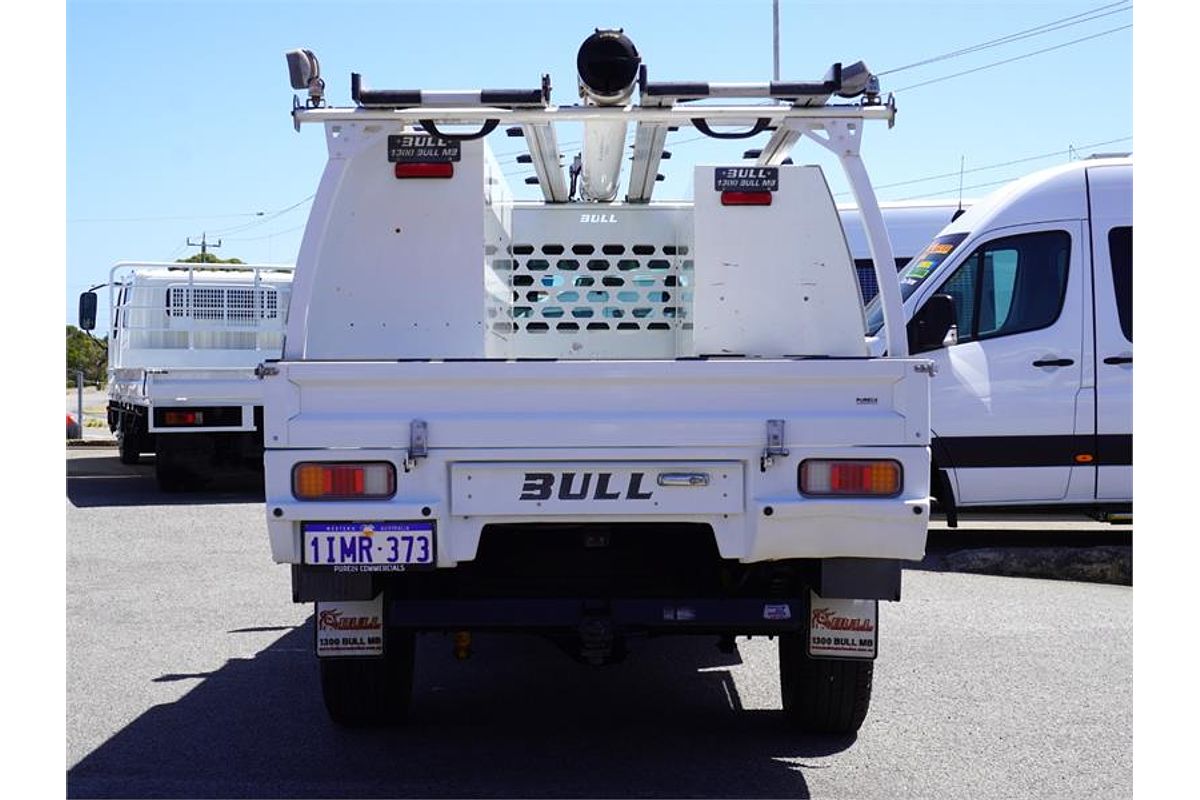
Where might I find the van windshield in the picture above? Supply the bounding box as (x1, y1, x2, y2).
(865, 232, 970, 335)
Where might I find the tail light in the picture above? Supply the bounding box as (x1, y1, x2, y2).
(163, 411, 202, 425)
(720, 191, 772, 206)
(292, 462, 396, 500)
(799, 459, 902, 497)
(395, 162, 454, 179)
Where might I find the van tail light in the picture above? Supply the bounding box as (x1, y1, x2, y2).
(799, 459, 902, 497)
(292, 462, 396, 500)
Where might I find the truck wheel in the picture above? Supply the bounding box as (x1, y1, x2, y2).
(117, 430, 141, 465)
(778, 632, 873, 734)
(320, 631, 415, 727)
(155, 440, 192, 492)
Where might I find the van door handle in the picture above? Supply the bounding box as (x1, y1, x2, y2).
(1032, 358, 1074, 368)
(1103, 356, 1133, 365)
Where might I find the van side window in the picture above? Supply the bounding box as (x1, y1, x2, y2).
(937, 230, 1071, 344)
(1108, 226, 1132, 341)
(854, 257, 914, 304)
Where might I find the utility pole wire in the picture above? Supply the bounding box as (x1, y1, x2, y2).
(895, 147, 1130, 202)
(225, 223, 308, 243)
(878, 0, 1129, 75)
(892, 24, 1131, 93)
(207, 193, 316, 237)
(834, 136, 1132, 196)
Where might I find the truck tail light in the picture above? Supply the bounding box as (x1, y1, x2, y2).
(720, 191, 772, 206)
(799, 459, 902, 497)
(292, 462, 396, 500)
(163, 411, 202, 425)
(395, 162, 454, 179)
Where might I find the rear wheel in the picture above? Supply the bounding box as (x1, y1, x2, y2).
(155, 438, 193, 492)
(778, 632, 873, 734)
(117, 429, 142, 465)
(321, 630, 415, 727)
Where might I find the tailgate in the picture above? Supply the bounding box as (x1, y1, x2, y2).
(264, 358, 930, 450)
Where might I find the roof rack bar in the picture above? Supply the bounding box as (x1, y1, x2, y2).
(351, 72, 550, 109)
(643, 77, 839, 102)
(641, 63, 842, 102)
(293, 102, 895, 127)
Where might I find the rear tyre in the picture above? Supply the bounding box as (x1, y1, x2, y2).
(778, 632, 873, 734)
(321, 630, 415, 727)
(118, 430, 141, 465)
(155, 439, 192, 492)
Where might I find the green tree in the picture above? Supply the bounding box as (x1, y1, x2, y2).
(176, 253, 244, 264)
(66, 325, 108, 386)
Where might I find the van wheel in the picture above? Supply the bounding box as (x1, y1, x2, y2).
(778, 632, 873, 734)
(320, 631, 415, 727)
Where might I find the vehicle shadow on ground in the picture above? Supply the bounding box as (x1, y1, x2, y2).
(68, 622, 852, 798)
(66, 452, 263, 508)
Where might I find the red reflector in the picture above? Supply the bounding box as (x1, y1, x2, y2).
(164, 411, 201, 425)
(395, 162, 454, 179)
(721, 191, 772, 206)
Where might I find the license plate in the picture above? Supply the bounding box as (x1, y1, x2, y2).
(302, 521, 435, 571)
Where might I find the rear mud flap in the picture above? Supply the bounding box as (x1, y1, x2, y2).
(315, 594, 385, 657)
(807, 591, 878, 660)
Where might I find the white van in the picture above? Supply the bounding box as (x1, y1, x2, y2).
(866, 157, 1132, 522)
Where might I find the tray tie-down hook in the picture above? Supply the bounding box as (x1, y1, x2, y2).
(403, 419, 428, 472)
(760, 419, 789, 472)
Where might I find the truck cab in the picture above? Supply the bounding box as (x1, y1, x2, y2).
(867, 157, 1132, 519)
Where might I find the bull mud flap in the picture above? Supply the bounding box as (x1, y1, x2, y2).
(315, 594, 385, 657)
(806, 591, 878, 660)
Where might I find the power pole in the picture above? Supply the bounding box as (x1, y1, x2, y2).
(186, 232, 222, 259)
(773, 0, 780, 81)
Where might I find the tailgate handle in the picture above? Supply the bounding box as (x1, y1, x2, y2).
(657, 472, 711, 488)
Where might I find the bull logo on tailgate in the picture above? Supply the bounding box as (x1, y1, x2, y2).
(519, 472, 654, 501)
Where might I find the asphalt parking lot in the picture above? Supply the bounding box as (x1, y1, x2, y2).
(66, 448, 1132, 798)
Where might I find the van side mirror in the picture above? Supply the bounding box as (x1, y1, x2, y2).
(907, 293, 957, 354)
(78, 291, 98, 331)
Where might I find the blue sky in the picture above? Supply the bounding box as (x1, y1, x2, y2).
(65, 0, 1132, 320)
